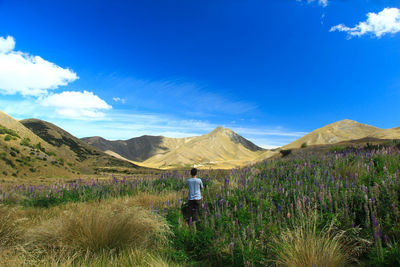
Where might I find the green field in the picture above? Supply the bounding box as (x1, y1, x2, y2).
(1, 142, 400, 266)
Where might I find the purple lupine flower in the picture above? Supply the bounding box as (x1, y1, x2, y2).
(229, 242, 234, 253)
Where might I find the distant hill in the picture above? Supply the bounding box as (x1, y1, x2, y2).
(0, 111, 72, 178)
(20, 119, 141, 169)
(82, 135, 168, 162)
(83, 126, 275, 169)
(283, 119, 400, 149)
(0, 111, 142, 180)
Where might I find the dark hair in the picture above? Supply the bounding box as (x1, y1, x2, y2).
(190, 168, 197, 177)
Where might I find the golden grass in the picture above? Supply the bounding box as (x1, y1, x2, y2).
(0, 247, 179, 267)
(128, 191, 180, 209)
(0, 205, 22, 246)
(270, 212, 370, 267)
(25, 200, 171, 255)
(0, 193, 178, 266)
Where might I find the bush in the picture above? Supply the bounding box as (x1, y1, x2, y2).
(366, 241, 400, 267)
(20, 138, 31, 147)
(301, 142, 308, 148)
(4, 135, 16, 141)
(45, 151, 56, 157)
(33, 142, 45, 152)
(269, 212, 370, 267)
(25, 200, 171, 255)
(0, 125, 20, 138)
(280, 149, 292, 157)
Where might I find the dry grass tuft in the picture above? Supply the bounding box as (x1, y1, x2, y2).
(25, 200, 171, 256)
(127, 191, 180, 209)
(270, 212, 370, 267)
(74, 248, 180, 267)
(0, 205, 22, 246)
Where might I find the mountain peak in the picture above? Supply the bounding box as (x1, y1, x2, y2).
(210, 126, 233, 134)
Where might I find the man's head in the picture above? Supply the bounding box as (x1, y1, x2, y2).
(190, 168, 197, 177)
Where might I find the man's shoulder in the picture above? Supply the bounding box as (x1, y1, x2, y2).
(187, 177, 202, 183)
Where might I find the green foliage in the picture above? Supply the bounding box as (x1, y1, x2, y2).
(20, 138, 31, 147)
(4, 134, 16, 141)
(366, 241, 400, 267)
(0, 125, 20, 138)
(0, 152, 15, 168)
(2, 144, 400, 265)
(10, 147, 20, 153)
(58, 158, 65, 166)
(45, 151, 56, 157)
(33, 142, 45, 152)
(301, 142, 308, 148)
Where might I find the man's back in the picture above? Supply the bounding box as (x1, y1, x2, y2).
(187, 177, 203, 200)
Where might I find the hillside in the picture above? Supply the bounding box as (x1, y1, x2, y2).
(20, 119, 141, 171)
(0, 111, 142, 181)
(283, 119, 400, 149)
(0, 111, 73, 179)
(83, 126, 276, 169)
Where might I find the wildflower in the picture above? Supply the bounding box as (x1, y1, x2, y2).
(229, 242, 234, 253)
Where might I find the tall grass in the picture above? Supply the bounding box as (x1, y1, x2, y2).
(25, 199, 171, 256)
(0, 205, 21, 246)
(270, 211, 370, 267)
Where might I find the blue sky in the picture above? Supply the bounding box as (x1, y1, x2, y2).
(0, 0, 400, 148)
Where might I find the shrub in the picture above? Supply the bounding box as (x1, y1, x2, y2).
(269, 212, 370, 267)
(25, 200, 171, 255)
(45, 151, 56, 157)
(301, 142, 308, 148)
(0, 125, 20, 138)
(280, 149, 292, 157)
(4, 135, 16, 141)
(33, 142, 45, 152)
(20, 138, 31, 147)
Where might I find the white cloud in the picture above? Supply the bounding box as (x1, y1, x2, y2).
(0, 35, 78, 96)
(40, 90, 112, 118)
(297, 0, 328, 7)
(0, 36, 15, 53)
(330, 8, 400, 38)
(112, 97, 126, 104)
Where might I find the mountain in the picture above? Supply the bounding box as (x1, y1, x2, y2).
(20, 119, 141, 170)
(283, 119, 400, 149)
(83, 126, 275, 169)
(0, 111, 72, 179)
(0, 111, 142, 180)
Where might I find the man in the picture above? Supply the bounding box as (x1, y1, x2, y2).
(187, 168, 203, 222)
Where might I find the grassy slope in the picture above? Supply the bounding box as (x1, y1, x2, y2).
(0, 111, 145, 182)
(284, 119, 400, 149)
(20, 119, 143, 174)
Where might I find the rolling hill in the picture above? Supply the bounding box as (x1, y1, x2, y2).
(83, 126, 276, 169)
(0, 111, 72, 179)
(283, 119, 400, 149)
(0, 111, 141, 180)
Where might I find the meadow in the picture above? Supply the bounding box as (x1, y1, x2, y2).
(1, 143, 400, 266)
